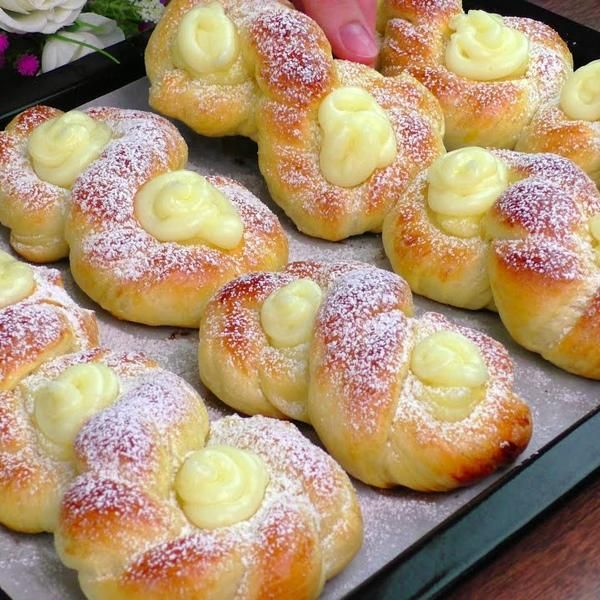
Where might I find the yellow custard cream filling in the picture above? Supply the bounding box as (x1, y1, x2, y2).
(135, 170, 244, 249)
(446, 10, 529, 81)
(0, 251, 35, 309)
(176, 445, 269, 529)
(173, 2, 239, 77)
(411, 331, 489, 422)
(34, 363, 119, 459)
(28, 110, 111, 189)
(560, 60, 600, 122)
(318, 86, 397, 187)
(260, 279, 323, 348)
(428, 147, 508, 238)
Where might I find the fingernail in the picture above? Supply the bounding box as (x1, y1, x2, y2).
(339, 21, 378, 62)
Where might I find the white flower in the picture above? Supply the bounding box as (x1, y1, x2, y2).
(41, 13, 125, 73)
(0, 0, 86, 34)
(132, 0, 164, 24)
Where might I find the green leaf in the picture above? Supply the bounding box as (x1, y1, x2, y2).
(85, 0, 142, 36)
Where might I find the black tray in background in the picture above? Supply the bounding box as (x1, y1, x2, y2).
(1, 2, 599, 600)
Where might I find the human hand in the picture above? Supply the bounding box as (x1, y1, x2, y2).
(291, 0, 378, 66)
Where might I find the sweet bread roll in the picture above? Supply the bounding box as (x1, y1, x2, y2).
(383, 148, 600, 378)
(0, 250, 98, 392)
(257, 59, 444, 240)
(516, 60, 600, 187)
(199, 260, 379, 420)
(379, 1, 573, 149)
(486, 158, 600, 379)
(67, 154, 289, 326)
(199, 261, 531, 490)
(55, 412, 362, 600)
(0, 348, 207, 533)
(0, 106, 180, 263)
(146, 0, 333, 139)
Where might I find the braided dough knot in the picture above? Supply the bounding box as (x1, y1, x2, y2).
(383, 148, 600, 378)
(199, 261, 532, 491)
(378, 0, 573, 149)
(55, 406, 362, 600)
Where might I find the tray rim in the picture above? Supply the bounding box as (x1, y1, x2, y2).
(1, 1, 599, 599)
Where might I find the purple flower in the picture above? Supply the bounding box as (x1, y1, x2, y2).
(15, 53, 39, 76)
(0, 32, 9, 54)
(138, 21, 153, 32)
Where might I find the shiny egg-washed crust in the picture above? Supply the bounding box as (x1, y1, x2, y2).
(0, 105, 73, 262)
(257, 60, 445, 241)
(61, 106, 287, 328)
(199, 261, 532, 491)
(0, 262, 98, 392)
(199, 260, 375, 421)
(55, 411, 362, 600)
(486, 156, 600, 380)
(0, 349, 182, 533)
(0, 106, 186, 263)
(146, 0, 333, 140)
(383, 151, 600, 379)
(516, 105, 600, 188)
(378, 0, 573, 149)
(146, 1, 444, 241)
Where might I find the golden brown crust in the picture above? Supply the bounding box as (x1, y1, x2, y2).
(56, 415, 363, 600)
(0, 349, 170, 533)
(257, 60, 444, 240)
(308, 269, 532, 490)
(379, 1, 573, 149)
(57, 107, 287, 328)
(0, 106, 70, 262)
(487, 159, 600, 378)
(199, 261, 531, 491)
(383, 149, 600, 378)
(146, 0, 329, 139)
(198, 260, 372, 420)
(516, 105, 600, 187)
(0, 264, 98, 392)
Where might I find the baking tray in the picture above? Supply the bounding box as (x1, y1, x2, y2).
(1, 2, 599, 600)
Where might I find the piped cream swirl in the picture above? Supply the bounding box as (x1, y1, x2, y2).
(34, 363, 120, 459)
(176, 445, 269, 529)
(135, 170, 244, 249)
(27, 110, 111, 189)
(318, 86, 397, 188)
(427, 147, 508, 238)
(172, 2, 239, 77)
(560, 60, 600, 122)
(260, 279, 323, 348)
(446, 10, 529, 81)
(411, 331, 489, 422)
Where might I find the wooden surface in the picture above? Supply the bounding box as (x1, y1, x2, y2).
(527, 0, 600, 30)
(446, 6, 600, 598)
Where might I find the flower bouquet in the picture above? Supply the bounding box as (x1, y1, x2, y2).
(0, 0, 165, 78)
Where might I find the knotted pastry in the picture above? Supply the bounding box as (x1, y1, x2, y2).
(378, 1, 573, 149)
(0, 105, 178, 262)
(146, 0, 444, 241)
(0, 250, 98, 392)
(257, 59, 444, 240)
(0, 348, 207, 533)
(55, 410, 362, 599)
(517, 60, 600, 187)
(67, 160, 288, 326)
(199, 261, 532, 490)
(146, 0, 334, 139)
(382, 147, 600, 379)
